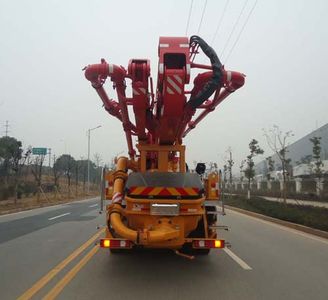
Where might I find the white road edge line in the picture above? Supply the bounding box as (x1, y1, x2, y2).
(223, 248, 252, 270)
(48, 212, 71, 221)
(89, 204, 98, 208)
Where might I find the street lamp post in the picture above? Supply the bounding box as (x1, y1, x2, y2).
(87, 125, 101, 194)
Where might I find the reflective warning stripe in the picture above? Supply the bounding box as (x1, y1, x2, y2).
(130, 186, 146, 195)
(112, 192, 123, 204)
(226, 71, 232, 82)
(183, 187, 198, 196)
(159, 63, 164, 74)
(166, 76, 182, 94)
(173, 75, 183, 84)
(128, 187, 200, 196)
(148, 187, 163, 196)
(166, 86, 174, 94)
(133, 87, 147, 96)
(108, 64, 114, 74)
(166, 187, 181, 196)
(186, 64, 190, 75)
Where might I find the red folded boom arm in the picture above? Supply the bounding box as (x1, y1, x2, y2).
(84, 36, 245, 158)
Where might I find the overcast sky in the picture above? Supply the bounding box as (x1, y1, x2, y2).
(0, 0, 327, 172)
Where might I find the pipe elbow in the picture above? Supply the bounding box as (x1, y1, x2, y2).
(224, 71, 246, 91)
(110, 212, 138, 242)
(84, 63, 110, 82)
(111, 64, 127, 81)
(110, 209, 180, 245)
(147, 228, 180, 243)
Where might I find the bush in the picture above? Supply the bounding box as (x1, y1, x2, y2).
(0, 185, 15, 200)
(19, 182, 38, 198)
(224, 195, 328, 232)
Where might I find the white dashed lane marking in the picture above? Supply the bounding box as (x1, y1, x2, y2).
(223, 248, 253, 270)
(48, 213, 71, 221)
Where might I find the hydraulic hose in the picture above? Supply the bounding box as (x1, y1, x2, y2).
(187, 35, 223, 109)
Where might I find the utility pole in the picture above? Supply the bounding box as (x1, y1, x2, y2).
(48, 148, 52, 168)
(4, 120, 9, 137)
(87, 125, 101, 194)
(229, 149, 233, 184)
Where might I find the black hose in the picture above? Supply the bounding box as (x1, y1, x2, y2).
(187, 35, 223, 109)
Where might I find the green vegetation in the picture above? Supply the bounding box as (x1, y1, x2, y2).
(244, 139, 264, 199)
(224, 195, 328, 232)
(0, 135, 103, 203)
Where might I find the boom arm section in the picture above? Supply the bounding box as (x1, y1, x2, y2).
(84, 36, 245, 157)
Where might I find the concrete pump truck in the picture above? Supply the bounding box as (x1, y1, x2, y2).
(84, 35, 245, 257)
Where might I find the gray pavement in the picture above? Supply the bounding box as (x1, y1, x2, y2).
(0, 198, 328, 300)
(0, 197, 103, 300)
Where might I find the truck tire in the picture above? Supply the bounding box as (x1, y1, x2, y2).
(109, 249, 122, 254)
(183, 219, 210, 255)
(206, 206, 217, 225)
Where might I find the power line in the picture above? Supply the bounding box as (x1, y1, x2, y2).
(220, 0, 249, 59)
(211, 0, 230, 45)
(185, 0, 194, 36)
(224, 0, 258, 63)
(197, 0, 208, 34)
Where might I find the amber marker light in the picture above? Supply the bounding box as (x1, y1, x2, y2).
(215, 240, 225, 248)
(100, 239, 110, 248)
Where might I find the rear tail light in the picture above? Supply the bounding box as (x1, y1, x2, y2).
(192, 239, 225, 249)
(100, 239, 133, 249)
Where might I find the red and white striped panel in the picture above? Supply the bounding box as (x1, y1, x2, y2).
(132, 87, 147, 96)
(112, 192, 123, 204)
(165, 75, 183, 95)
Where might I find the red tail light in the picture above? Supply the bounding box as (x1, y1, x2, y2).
(192, 239, 225, 249)
(100, 239, 133, 249)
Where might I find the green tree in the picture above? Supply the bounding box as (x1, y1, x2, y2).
(226, 148, 234, 186)
(244, 139, 264, 199)
(310, 136, 323, 178)
(239, 159, 245, 183)
(54, 154, 76, 197)
(0, 136, 23, 186)
(0, 137, 32, 203)
(223, 164, 228, 184)
(31, 154, 46, 201)
(266, 156, 275, 181)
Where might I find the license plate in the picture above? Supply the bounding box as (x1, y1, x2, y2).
(150, 203, 180, 216)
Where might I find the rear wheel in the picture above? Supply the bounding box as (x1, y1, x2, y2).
(183, 218, 210, 255)
(182, 206, 218, 255)
(109, 248, 122, 254)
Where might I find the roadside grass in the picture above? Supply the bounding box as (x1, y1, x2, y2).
(0, 189, 99, 215)
(224, 195, 328, 232)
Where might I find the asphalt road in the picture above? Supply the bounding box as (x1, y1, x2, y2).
(0, 197, 328, 300)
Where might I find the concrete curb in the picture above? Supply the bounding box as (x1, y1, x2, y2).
(225, 205, 328, 240)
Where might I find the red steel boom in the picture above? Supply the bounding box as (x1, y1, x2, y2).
(84, 36, 245, 158)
